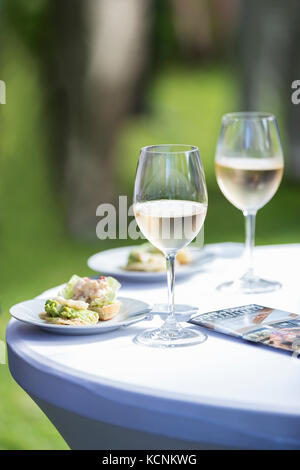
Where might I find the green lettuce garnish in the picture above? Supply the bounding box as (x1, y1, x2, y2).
(106, 276, 121, 295)
(59, 275, 81, 299)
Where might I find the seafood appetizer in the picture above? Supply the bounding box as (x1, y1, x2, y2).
(40, 275, 121, 325)
(123, 242, 192, 272)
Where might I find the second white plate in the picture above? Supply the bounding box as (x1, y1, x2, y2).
(87, 243, 243, 282)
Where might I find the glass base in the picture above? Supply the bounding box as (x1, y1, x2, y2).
(153, 304, 198, 314)
(153, 304, 199, 321)
(217, 275, 282, 294)
(134, 326, 207, 348)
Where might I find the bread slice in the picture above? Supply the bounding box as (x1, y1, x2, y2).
(93, 300, 121, 321)
(176, 249, 192, 265)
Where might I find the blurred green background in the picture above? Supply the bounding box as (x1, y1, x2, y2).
(0, 0, 300, 449)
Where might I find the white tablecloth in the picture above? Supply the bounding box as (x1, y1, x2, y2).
(6, 244, 300, 449)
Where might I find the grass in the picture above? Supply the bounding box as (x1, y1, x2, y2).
(0, 37, 299, 449)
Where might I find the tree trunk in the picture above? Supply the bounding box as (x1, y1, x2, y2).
(48, 0, 151, 237)
(238, 0, 300, 178)
(170, 0, 239, 59)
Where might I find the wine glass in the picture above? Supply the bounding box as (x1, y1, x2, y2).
(215, 112, 284, 294)
(133, 144, 208, 347)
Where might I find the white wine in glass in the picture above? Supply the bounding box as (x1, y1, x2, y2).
(215, 113, 284, 294)
(134, 145, 208, 348)
(134, 200, 207, 252)
(215, 157, 283, 212)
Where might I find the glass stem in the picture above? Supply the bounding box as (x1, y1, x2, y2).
(163, 253, 177, 331)
(243, 211, 256, 280)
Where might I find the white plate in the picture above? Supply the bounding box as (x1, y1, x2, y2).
(10, 297, 152, 336)
(87, 243, 243, 282)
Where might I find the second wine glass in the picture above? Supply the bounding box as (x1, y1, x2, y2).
(215, 112, 284, 294)
(133, 144, 208, 348)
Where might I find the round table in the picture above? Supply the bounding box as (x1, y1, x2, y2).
(6, 243, 300, 450)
